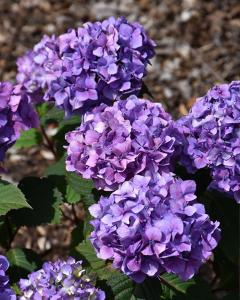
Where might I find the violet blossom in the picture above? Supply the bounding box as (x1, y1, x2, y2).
(178, 81, 240, 202)
(17, 17, 155, 116)
(0, 255, 16, 300)
(66, 96, 181, 190)
(89, 173, 220, 282)
(16, 35, 60, 96)
(0, 82, 39, 161)
(18, 257, 105, 300)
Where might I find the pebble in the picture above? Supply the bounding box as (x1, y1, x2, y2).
(40, 150, 55, 160)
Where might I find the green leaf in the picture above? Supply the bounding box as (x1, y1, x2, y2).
(11, 283, 21, 296)
(222, 292, 239, 300)
(0, 180, 31, 216)
(107, 272, 135, 300)
(75, 240, 108, 279)
(66, 184, 81, 204)
(0, 219, 10, 248)
(10, 177, 63, 226)
(59, 114, 81, 128)
(135, 277, 162, 300)
(164, 276, 213, 300)
(182, 277, 213, 300)
(54, 115, 81, 157)
(45, 155, 66, 176)
(36, 102, 50, 119)
(71, 222, 85, 248)
(70, 213, 93, 246)
(82, 213, 94, 238)
(201, 190, 239, 264)
(159, 277, 213, 300)
(40, 105, 64, 124)
(47, 175, 67, 198)
(66, 172, 95, 207)
(14, 128, 42, 149)
(45, 156, 96, 206)
(159, 273, 195, 295)
(213, 248, 238, 290)
(161, 284, 176, 300)
(7, 248, 42, 282)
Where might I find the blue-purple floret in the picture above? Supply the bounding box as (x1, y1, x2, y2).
(17, 35, 60, 95)
(0, 255, 16, 300)
(18, 257, 105, 300)
(66, 96, 180, 191)
(17, 17, 155, 116)
(0, 82, 39, 161)
(89, 173, 220, 282)
(178, 81, 240, 202)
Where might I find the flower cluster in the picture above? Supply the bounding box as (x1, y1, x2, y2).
(16, 35, 60, 96)
(178, 81, 240, 202)
(66, 95, 180, 190)
(17, 17, 155, 116)
(89, 174, 220, 282)
(0, 255, 16, 300)
(18, 257, 105, 300)
(0, 82, 39, 161)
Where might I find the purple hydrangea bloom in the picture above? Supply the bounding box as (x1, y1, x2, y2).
(0, 82, 39, 161)
(17, 35, 60, 95)
(18, 257, 105, 300)
(178, 81, 240, 202)
(66, 96, 180, 190)
(17, 17, 155, 116)
(0, 255, 16, 300)
(89, 173, 220, 283)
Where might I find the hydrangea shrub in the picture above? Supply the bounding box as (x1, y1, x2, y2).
(0, 16, 239, 300)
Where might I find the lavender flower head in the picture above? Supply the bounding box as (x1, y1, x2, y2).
(0, 82, 39, 161)
(18, 257, 105, 300)
(0, 255, 16, 300)
(178, 81, 240, 202)
(66, 96, 180, 190)
(17, 17, 155, 116)
(89, 173, 220, 283)
(17, 35, 60, 95)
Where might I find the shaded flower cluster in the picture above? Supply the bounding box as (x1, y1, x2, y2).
(0, 82, 39, 161)
(178, 81, 240, 202)
(66, 95, 180, 190)
(18, 257, 105, 300)
(0, 255, 16, 300)
(89, 174, 220, 283)
(17, 16, 155, 116)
